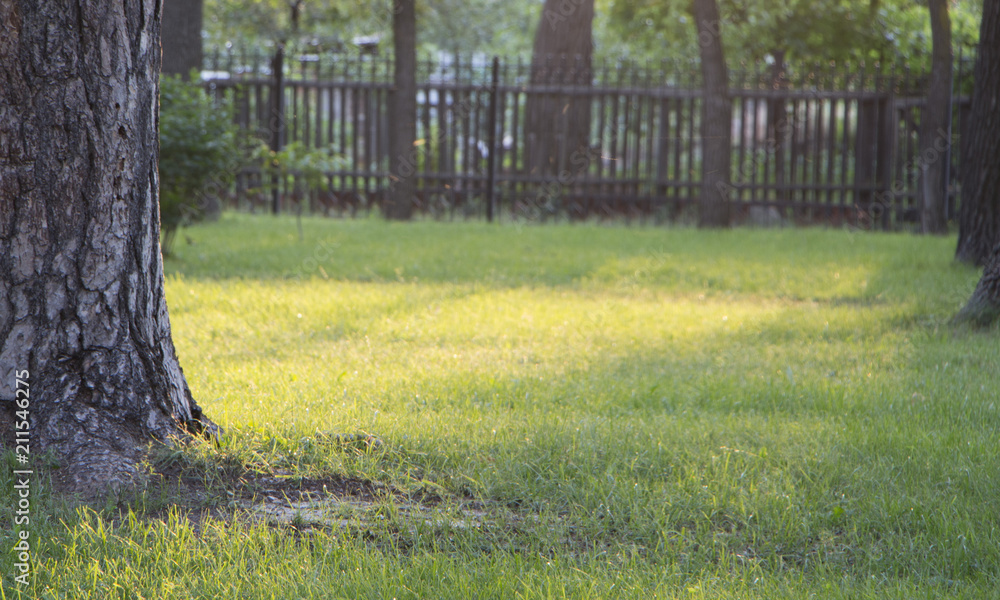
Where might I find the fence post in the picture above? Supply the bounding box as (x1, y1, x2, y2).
(270, 45, 286, 215)
(486, 56, 500, 222)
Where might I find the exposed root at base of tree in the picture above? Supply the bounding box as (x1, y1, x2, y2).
(953, 243, 1000, 328)
(0, 414, 221, 501)
(953, 303, 1000, 328)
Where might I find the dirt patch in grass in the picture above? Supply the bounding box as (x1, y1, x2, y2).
(115, 447, 503, 538)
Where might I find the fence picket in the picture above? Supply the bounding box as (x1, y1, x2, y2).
(203, 50, 972, 228)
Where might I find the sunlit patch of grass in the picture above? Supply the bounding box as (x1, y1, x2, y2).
(4, 213, 998, 598)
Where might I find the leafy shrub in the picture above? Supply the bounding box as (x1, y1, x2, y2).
(158, 74, 244, 255)
(256, 141, 347, 195)
(253, 141, 348, 239)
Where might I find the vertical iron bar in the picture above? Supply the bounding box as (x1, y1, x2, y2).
(486, 56, 499, 222)
(270, 45, 285, 215)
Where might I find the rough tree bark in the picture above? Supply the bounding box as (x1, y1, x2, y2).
(954, 0, 1000, 326)
(919, 0, 951, 235)
(524, 0, 594, 180)
(692, 0, 732, 227)
(955, 242, 1000, 327)
(386, 0, 417, 221)
(161, 0, 204, 78)
(0, 0, 214, 494)
(955, 0, 1000, 265)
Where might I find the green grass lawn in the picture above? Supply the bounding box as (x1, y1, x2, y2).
(3, 213, 999, 599)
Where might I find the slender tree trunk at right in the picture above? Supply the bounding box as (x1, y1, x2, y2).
(692, 0, 732, 227)
(954, 0, 1000, 326)
(955, 0, 1000, 265)
(386, 0, 417, 221)
(161, 0, 204, 78)
(919, 0, 952, 235)
(767, 50, 788, 214)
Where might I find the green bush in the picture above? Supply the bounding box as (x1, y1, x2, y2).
(158, 74, 244, 255)
(256, 141, 347, 194)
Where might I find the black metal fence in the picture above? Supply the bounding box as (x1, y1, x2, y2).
(201, 48, 974, 228)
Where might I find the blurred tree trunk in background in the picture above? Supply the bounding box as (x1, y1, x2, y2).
(955, 0, 1000, 327)
(955, 0, 1000, 265)
(387, 0, 417, 221)
(161, 0, 204, 78)
(0, 0, 214, 495)
(524, 0, 594, 181)
(692, 0, 732, 227)
(767, 49, 788, 214)
(919, 0, 951, 235)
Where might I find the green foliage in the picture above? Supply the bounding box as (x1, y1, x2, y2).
(257, 141, 347, 193)
(203, 0, 390, 50)
(158, 74, 243, 255)
(202, 0, 982, 67)
(420, 0, 539, 56)
(598, 0, 982, 68)
(203, 0, 539, 58)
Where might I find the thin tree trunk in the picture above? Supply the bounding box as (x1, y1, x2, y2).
(692, 0, 732, 227)
(386, 0, 417, 221)
(161, 0, 204, 78)
(920, 0, 951, 235)
(955, 0, 1000, 265)
(0, 0, 214, 495)
(767, 49, 788, 216)
(524, 0, 594, 180)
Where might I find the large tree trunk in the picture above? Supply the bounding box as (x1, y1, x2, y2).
(955, 0, 1000, 265)
(955, 242, 1000, 327)
(919, 0, 952, 235)
(161, 0, 204, 78)
(524, 0, 594, 180)
(386, 0, 417, 221)
(0, 0, 214, 495)
(693, 0, 732, 227)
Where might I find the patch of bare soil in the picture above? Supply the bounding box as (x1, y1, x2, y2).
(130, 456, 501, 536)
